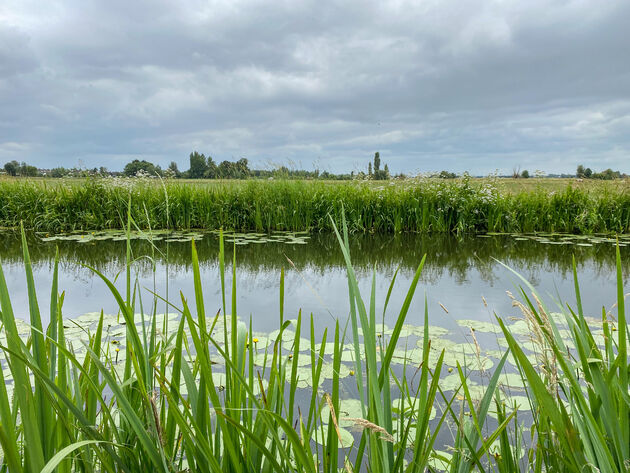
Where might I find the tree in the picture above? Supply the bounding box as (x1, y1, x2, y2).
(384, 164, 389, 178)
(592, 168, 621, 180)
(4, 160, 19, 176)
(236, 158, 250, 179)
(50, 167, 69, 178)
(521, 170, 530, 178)
(204, 156, 218, 179)
(374, 152, 380, 172)
(123, 159, 158, 177)
(218, 160, 235, 178)
(18, 162, 39, 177)
(368, 162, 372, 176)
(576, 165, 585, 178)
(167, 161, 181, 178)
(584, 167, 592, 178)
(189, 151, 208, 178)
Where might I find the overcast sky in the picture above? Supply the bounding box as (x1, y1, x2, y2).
(1, 0, 629, 175)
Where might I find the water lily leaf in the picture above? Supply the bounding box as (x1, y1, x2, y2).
(427, 451, 452, 471)
(383, 326, 415, 338)
(439, 373, 468, 392)
(428, 325, 450, 337)
(311, 425, 354, 448)
(321, 398, 364, 427)
(340, 350, 355, 363)
(496, 372, 526, 389)
(506, 320, 531, 336)
(294, 366, 315, 388)
(488, 438, 527, 459)
(426, 337, 457, 352)
(456, 319, 499, 333)
(391, 397, 437, 421)
(390, 347, 428, 366)
(319, 363, 351, 380)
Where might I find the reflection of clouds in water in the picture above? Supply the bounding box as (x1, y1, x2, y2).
(42, 255, 617, 290)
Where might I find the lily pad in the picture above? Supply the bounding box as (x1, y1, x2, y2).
(321, 398, 364, 427)
(456, 319, 499, 333)
(427, 451, 452, 471)
(311, 425, 354, 448)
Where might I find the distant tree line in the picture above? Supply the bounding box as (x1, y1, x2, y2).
(2, 160, 116, 178)
(3, 160, 40, 177)
(576, 164, 626, 180)
(3, 155, 629, 181)
(126, 152, 356, 180)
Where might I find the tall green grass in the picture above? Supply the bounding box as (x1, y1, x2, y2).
(1, 177, 630, 233)
(497, 245, 630, 472)
(0, 214, 628, 472)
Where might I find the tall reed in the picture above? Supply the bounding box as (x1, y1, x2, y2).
(498, 245, 630, 472)
(1, 177, 630, 233)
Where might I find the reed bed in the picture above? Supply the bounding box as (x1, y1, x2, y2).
(1, 177, 630, 233)
(0, 213, 628, 472)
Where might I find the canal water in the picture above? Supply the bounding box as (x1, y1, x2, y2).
(0, 230, 626, 332)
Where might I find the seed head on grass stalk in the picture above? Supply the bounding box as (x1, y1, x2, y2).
(497, 244, 630, 472)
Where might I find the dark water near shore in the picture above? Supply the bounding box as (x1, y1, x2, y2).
(1, 230, 627, 333)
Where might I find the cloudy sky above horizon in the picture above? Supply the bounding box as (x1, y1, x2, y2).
(1, 0, 629, 175)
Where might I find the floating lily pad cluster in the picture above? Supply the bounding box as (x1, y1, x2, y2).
(38, 229, 205, 243)
(0, 307, 603, 470)
(484, 232, 630, 247)
(1, 309, 600, 396)
(218, 230, 310, 246)
(37, 230, 312, 246)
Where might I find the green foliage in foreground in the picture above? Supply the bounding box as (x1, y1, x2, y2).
(2, 177, 630, 233)
(0, 214, 628, 472)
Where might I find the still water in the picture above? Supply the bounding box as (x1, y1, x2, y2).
(2, 229, 627, 462)
(1, 230, 626, 335)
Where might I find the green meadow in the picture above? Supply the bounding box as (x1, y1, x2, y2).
(1, 176, 630, 233)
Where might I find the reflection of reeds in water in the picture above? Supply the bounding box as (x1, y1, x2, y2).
(1, 229, 628, 287)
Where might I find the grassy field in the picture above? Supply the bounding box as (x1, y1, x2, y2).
(3, 175, 627, 192)
(0, 221, 627, 472)
(1, 176, 629, 234)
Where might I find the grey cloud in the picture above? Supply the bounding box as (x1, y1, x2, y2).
(1, 0, 629, 174)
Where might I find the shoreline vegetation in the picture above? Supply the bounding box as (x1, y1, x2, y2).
(0, 218, 627, 472)
(1, 176, 630, 234)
